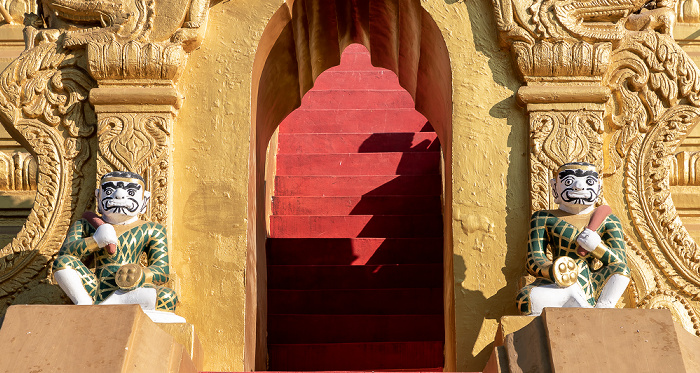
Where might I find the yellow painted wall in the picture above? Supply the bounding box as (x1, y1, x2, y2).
(172, 1, 280, 370)
(171, 0, 529, 371)
(422, 1, 530, 370)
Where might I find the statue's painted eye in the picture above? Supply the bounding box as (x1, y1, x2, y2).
(128, 189, 136, 196)
(586, 177, 596, 186)
(105, 188, 113, 195)
(563, 178, 573, 186)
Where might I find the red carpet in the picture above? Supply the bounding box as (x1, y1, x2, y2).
(267, 44, 444, 371)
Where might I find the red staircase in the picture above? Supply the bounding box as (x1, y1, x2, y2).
(267, 44, 444, 371)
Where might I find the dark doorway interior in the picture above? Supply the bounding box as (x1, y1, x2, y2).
(266, 44, 444, 371)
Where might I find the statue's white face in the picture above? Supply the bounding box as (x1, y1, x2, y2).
(96, 178, 149, 223)
(551, 167, 601, 208)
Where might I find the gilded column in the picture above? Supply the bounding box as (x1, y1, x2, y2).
(87, 41, 186, 230)
(513, 41, 611, 213)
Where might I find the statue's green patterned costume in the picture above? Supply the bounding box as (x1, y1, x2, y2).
(53, 218, 178, 311)
(516, 210, 630, 314)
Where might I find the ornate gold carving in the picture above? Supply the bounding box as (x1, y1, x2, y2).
(39, 0, 155, 49)
(624, 105, 700, 297)
(95, 110, 173, 224)
(0, 151, 35, 191)
(86, 40, 187, 81)
(525, 107, 605, 211)
(638, 290, 700, 334)
(0, 41, 96, 302)
(605, 31, 700, 174)
(494, 0, 658, 45)
(530, 111, 604, 169)
(512, 40, 611, 82)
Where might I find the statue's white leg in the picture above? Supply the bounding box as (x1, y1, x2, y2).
(529, 283, 592, 316)
(566, 282, 593, 309)
(595, 274, 630, 308)
(529, 284, 569, 316)
(54, 268, 93, 305)
(100, 287, 157, 310)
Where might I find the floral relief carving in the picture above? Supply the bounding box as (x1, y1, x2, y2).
(529, 110, 604, 210)
(96, 113, 171, 224)
(530, 111, 604, 169)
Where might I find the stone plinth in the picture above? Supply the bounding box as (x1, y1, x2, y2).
(484, 308, 700, 373)
(0, 305, 197, 373)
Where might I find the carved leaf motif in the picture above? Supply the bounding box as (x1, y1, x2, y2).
(531, 111, 603, 168)
(98, 114, 168, 172)
(97, 113, 170, 224)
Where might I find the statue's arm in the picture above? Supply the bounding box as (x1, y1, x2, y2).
(143, 223, 170, 285)
(526, 212, 554, 281)
(590, 215, 630, 273)
(58, 219, 99, 258)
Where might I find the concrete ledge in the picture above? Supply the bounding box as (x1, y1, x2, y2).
(0, 305, 197, 373)
(484, 308, 700, 373)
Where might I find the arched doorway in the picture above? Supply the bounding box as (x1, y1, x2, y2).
(267, 43, 443, 370)
(248, 0, 453, 370)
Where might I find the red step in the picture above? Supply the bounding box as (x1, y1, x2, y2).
(300, 90, 415, 110)
(267, 314, 444, 343)
(275, 152, 441, 176)
(312, 70, 402, 90)
(267, 264, 442, 289)
(269, 215, 443, 238)
(274, 175, 441, 196)
(272, 196, 442, 215)
(277, 133, 439, 153)
(279, 109, 430, 133)
(268, 341, 444, 371)
(266, 238, 443, 265)
(266, 43, 444, 372)
(268, 288, 443, 314)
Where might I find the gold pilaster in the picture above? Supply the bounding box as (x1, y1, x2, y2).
(89, 82, 181, 230)
(513, 40, 611, 213)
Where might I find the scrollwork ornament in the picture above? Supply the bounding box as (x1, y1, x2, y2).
(626, 105, 700, 299)
(605, 31, 700, 175)
(0, 41, 96, 304)
(638, 290, 700, 335)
